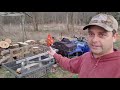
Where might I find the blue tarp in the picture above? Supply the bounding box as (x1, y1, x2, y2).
(68, 39, 90, 55)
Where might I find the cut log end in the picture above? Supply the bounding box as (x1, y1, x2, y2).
(5, 38, 12, 44)
(0, 41, 10, 49)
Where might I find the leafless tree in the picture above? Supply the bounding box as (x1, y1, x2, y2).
(32, 12, 39, 31)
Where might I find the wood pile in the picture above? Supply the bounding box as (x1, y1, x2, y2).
(0, 39, 49, 64)
(25, 40, 36, 45)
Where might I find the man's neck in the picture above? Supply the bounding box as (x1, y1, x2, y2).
(92, 49, 114, 59)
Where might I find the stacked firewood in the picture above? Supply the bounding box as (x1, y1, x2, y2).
(0, 39, 49, 64)
(0, 38, 12, 49)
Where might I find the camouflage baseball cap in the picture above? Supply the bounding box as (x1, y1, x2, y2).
(83, 13, 118, 32)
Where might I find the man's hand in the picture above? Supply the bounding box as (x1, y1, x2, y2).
(47, 46, 56, 56)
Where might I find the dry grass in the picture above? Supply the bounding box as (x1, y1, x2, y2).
(0, 24, 85, 43)
(0, 67, 15, 78)
(48, 66, 78, 78)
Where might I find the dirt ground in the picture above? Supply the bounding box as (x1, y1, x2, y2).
(48, 65, 78, 78)
(0, 65, 78, 78)
(0, 67, 15, 78)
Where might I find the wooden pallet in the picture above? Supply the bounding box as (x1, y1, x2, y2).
(0, 44, 50, 64)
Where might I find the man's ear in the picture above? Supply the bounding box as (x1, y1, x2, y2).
(113, 33, 119, 42)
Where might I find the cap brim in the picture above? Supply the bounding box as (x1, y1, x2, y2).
(83, 23, 113, 31)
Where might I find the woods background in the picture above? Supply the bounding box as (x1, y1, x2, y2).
(0, 12, 120, 43)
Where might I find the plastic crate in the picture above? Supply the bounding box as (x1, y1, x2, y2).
(2, 52, 55, 78)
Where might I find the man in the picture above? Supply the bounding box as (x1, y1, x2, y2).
(48, 13, 120, 78)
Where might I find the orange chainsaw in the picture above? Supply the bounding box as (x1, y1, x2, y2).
(46, 34, 54, 47)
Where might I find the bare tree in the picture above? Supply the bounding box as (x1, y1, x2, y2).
(32, 12, 39, 31)
(66, 12, 69, 31)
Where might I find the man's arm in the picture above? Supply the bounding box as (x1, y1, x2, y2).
(48, 46, 83, 73)
(53, 53, 83, 73)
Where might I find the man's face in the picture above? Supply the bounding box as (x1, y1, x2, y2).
(87, 25, 117, 56)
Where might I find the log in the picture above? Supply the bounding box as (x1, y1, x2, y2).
(17, 42, 28, 47)
(23, 46, 31, 55)
(0, 55, 11, 64)
(25, 40, 36, 45)
(0, 41, 9, 49)
(0, 49, 10, 56)
(5, 38, 12, 44)
(0, 48, 4, 52)
(16, 63, 40, 74)
(32, 47, 40, 54)
(32, 47, 39, 51)
(0, 55, 2, 59)
(9, 44, 19, 49)
(39, 39, 46, 45)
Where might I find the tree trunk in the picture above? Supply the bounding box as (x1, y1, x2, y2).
(66, 12, 69, 31)
(32, 12, 39, 31)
